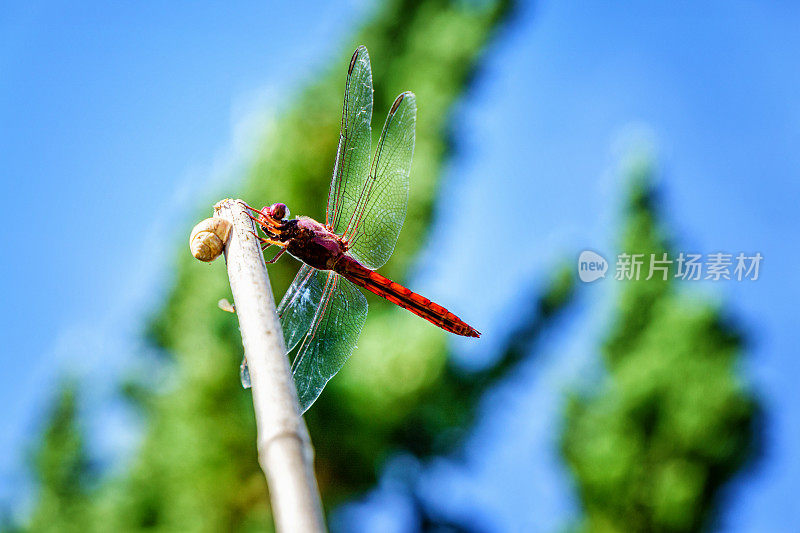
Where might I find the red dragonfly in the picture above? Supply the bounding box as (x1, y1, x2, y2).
(242, 46, 479, 412)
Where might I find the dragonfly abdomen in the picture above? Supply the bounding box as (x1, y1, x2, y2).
(335, 256, 480, 338)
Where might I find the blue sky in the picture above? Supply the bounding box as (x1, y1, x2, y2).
(2, 1, 799, 531)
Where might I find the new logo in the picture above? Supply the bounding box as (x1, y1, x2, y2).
(578, 250, 608, 282)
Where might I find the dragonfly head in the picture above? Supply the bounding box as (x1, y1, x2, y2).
(260, 203, 289, 222)
(253, 203, 291, 238)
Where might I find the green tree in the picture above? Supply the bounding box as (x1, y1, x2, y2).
(561, 158, 759, 532)
(27, 384, 92, 533)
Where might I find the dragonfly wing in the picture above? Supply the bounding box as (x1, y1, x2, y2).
(326, 46, 373, 236)
(277, 264, 325, 352)
(291, 272, 368, 412)
(240, 264, 320, 388)
(345, 92, 416, 270)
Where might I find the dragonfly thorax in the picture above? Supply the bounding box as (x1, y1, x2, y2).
(285, 216, 347, 271)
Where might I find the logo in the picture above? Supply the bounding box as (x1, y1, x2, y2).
(578, 250, 608, 282)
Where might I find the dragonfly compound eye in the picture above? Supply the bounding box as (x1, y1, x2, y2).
(190, 217, 232, 262)
(268, 203, 288, 220)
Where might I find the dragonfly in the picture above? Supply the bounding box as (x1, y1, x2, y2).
(241, 45, 479, 412)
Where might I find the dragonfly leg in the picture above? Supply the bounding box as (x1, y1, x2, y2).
(248, 231, 285, 253)
(244, 210, 267, 226)
(238, 201, 267, 217)
(238, 201, 282, 228)
(244, 210, 284, 233)
(265, 246, 287, 264)
(240, 202, 278, 224)
(248, 230, 287, 263)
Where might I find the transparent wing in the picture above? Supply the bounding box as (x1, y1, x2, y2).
(291, 272, 368, 412)
(344, 92, 416, 270)
(240, 264, 320, 388)
(277, 264, 325, 353)
(326, 45, 373, 236)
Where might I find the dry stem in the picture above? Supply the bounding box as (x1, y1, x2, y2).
(213, 198, 325, 533)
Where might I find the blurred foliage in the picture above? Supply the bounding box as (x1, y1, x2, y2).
(26, 384, 92, 533)
(28, 3, 760, 532)
(20, 3, 763, 529)
(23, 0, 529, 531)
(561, 158, 760, 533)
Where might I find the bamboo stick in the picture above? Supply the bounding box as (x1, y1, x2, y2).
(208, 198, 325, 533)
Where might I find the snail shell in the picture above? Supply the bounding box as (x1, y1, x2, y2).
(190, 217, 232, 262)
